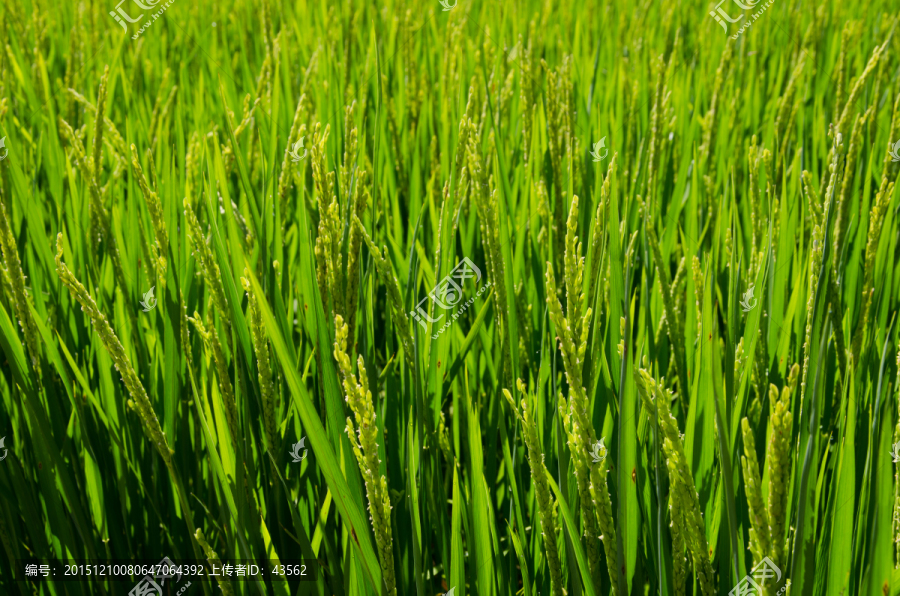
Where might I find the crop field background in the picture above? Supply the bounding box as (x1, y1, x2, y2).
(0, 0, 899, 594)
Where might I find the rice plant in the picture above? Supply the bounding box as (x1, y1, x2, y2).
(0, 0, 899, 595)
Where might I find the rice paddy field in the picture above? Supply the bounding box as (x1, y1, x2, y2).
(1, 0, 900, 594)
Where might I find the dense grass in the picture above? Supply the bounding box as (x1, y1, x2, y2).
(0, 0, 899, 595)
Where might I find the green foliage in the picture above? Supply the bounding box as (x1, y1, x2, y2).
(0, 0, 899, 595)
